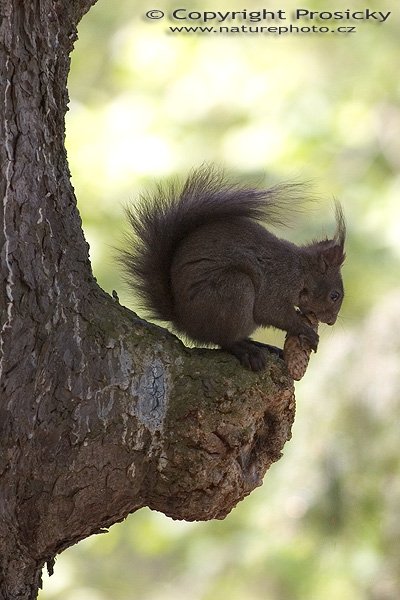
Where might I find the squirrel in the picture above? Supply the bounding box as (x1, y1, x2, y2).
(119, 166, 346, 371)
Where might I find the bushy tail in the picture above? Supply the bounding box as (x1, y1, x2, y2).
(119, 165, 305, 321)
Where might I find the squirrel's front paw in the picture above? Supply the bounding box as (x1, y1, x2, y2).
(299, 328, 319, 352)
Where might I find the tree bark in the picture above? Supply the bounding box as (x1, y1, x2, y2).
(0, 1, 296, 598)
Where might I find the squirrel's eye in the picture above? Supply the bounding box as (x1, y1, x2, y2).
(330, 290, 341, 302)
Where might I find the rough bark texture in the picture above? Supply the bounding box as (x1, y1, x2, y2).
(0, 1, 296, 599)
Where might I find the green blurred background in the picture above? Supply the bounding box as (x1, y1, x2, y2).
(40, 1, 400, 598)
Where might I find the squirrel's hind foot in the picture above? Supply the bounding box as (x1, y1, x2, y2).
(223, 339, 283, 371)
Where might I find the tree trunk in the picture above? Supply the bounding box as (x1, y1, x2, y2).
(0, 1, 296, 598)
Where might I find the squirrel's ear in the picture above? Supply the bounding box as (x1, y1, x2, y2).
(319, 243, 346, 272)
(316, 201, 346, 272)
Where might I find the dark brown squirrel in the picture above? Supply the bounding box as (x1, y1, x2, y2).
(120, 166, 346, 371)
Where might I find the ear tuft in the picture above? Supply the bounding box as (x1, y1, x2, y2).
(333, 199, 346, 250)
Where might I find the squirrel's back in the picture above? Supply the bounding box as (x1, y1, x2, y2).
(119, 166, 303, 323)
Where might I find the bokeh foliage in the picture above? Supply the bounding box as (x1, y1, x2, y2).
(41, 1, 400, 598)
